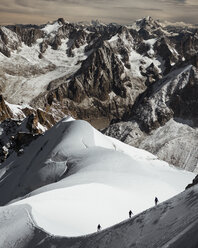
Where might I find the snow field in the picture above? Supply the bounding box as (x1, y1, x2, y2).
(6, 118, 194, 236)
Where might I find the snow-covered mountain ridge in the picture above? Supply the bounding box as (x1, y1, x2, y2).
(105, 64, 198, 172)
(1, 184, 198, 248)
(0, 118, 196, 247)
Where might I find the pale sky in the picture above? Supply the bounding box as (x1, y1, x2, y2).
(0, 0, 198, 25)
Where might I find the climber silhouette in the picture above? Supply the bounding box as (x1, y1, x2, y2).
(155, 197, 159, 206)
(129, 210, 133, 218)
(97, 224, 101, 232)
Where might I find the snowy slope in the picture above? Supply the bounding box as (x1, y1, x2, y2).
(0, 118, 194, 238)
(62, 184, 198, 248)
(139, 119, 198, 173)
(0, 204, 36, 248)
(0, 173, 198, 248)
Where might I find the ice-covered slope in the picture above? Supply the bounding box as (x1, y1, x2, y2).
(0, 176, 198, 248)
(66, 184, 198, 248)
(0, 204, 36, 248)
(0, 118, 194, 238)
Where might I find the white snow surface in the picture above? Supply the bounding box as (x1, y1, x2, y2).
(5, 101, 26, 119)
(76, 184, 198, 248)
(0, 118, 193, 237)
(140, 118, 198, 173)
(42, 21, 62, 35)
(0, 204, 35, 248)
(144, 38, 157, 56)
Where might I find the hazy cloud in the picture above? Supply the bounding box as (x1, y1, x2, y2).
(0, 0, 197, 25)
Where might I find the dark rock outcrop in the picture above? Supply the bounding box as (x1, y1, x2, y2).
(130, 66, 198, 133)
(0, 95, 13, 121)
(13, 26, 44, 46)
(0, 95, 58, 164)
(40, 41, 48, 53)
(186, 175, 198, 189)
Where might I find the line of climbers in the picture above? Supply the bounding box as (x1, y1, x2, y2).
(97, 197, 159, 232)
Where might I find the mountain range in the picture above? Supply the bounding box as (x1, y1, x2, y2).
(0, 16, 198, 170)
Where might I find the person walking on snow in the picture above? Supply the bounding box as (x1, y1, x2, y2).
(129, 210, 133, 218)
(155, 197, 159, 206)
(97, 224, 101, 232)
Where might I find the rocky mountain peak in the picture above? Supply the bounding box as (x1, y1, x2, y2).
(57, 17, 66, 25)
(0, 26, 20, 57)
(134, 16, 161, 32)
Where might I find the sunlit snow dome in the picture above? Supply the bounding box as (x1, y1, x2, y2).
(0, 118, 194, 237)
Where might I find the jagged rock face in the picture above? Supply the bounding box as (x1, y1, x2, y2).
(29, 25, 149, 126)
(103, 121, 145, 146)
(172, 30, 198, 57)
(154, 37, 179, 73)
(0, 95, 13, 121)
(134, 16, 162, 38)
(67, 41, 131, 101)
(131, 66, 198, 132)
(15, 27, 44, 47)
(0, 95, 57, 163)
(0, 26, 21, 57)
(0, 118, 41, 163)
(170, 68, 198, 125)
